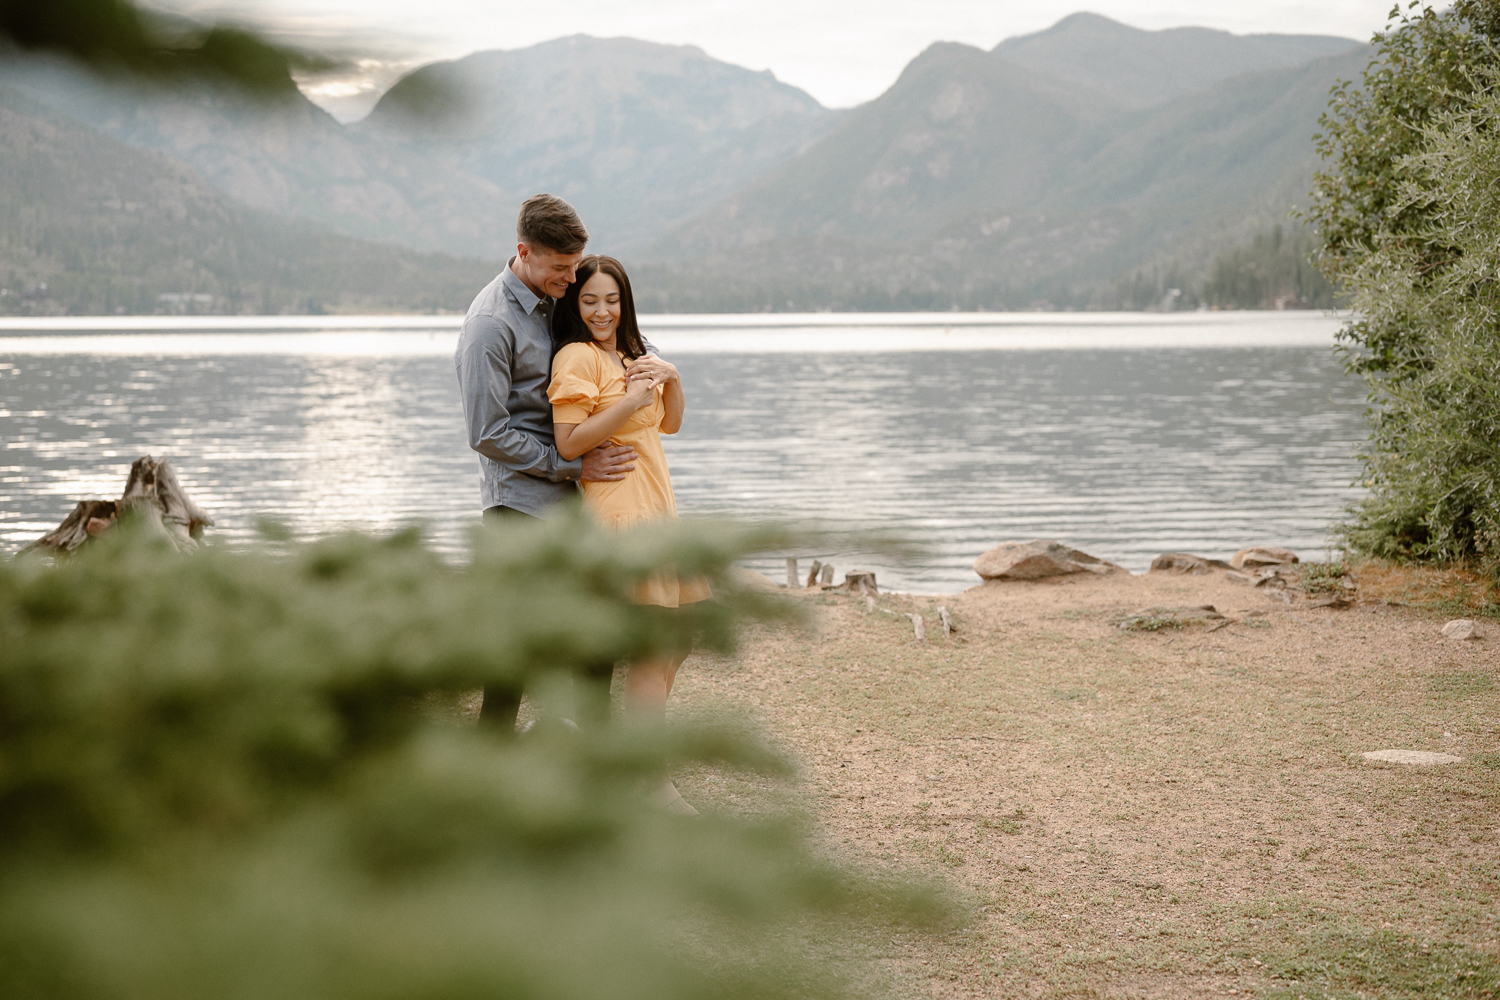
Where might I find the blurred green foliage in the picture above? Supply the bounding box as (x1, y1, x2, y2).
(0, 0, 314, 94)
(0, 513, 945, 999)
(1309, 1, 1500, 569)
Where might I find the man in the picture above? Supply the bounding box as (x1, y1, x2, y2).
(455, 193, 669, 729)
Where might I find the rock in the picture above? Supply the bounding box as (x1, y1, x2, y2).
(1230, 546, 1298, 570)
(974, 540, 1124, 581)
(1150, 552, 1231, 574)
(1307, 594, 1354, 610)
(1226, 566, 1292, 588)
(1442, 619, 1481, 641)
(1361, 749, 1465, 765)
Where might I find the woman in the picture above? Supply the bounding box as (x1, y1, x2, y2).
(548, 255, 709, 814)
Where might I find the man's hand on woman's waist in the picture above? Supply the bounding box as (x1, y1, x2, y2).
(581, 444, 638, 482)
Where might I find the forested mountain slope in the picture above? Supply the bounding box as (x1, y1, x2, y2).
(0, 57, 518, 259)
(639, 37, 1367, 310)
(359, 35, 840, 249)
(0, 89, 498, 315)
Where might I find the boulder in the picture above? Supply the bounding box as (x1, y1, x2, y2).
(1441, 619, 1481, 641)
(1151, 552, 1231, 574)
(1230, 546, 1298, 570)
(974, 540, 1124, 581)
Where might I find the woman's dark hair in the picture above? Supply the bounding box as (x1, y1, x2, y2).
(551, 255, 648, 360)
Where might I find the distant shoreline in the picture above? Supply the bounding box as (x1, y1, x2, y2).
(0, 311, 1349, 357)
(0, 309, 1351, 332)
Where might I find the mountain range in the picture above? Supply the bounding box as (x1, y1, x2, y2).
(0, 87, 495, 314)
(0, 12, 1365, 314)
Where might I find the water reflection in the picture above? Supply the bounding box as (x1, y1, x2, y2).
(0, 316, 1366, 593)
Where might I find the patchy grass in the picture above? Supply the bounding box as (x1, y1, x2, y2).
(1264, 930, 1500, 999)
(1115, 611, 1189, 632)
(672, 571, 1500, 999)
(1352, 560, 1500, 619)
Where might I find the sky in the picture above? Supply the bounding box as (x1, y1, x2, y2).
(163, 0, 1400, 117)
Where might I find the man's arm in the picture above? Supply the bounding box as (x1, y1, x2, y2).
(456, 315, 581, 482)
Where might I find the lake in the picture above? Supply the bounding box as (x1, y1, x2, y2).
(0, 311, 1366, 593)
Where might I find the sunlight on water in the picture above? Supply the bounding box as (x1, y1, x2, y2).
(0, 313, 1364, 593)
(0, 310, 1341, 355)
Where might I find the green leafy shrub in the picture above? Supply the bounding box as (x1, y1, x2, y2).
(1309, 1, 1500, 569)
(0, 514, 945, 999)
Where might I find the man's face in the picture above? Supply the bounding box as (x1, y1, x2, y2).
(515, 243, 583, 299)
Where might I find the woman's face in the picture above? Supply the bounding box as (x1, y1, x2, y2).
(577, 271, 621, 344)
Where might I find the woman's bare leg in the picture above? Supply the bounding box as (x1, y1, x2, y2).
(624, 650, 689, 723)
(626, 650, 696, 814)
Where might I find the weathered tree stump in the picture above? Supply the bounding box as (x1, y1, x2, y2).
(906, 613, 925, 642)
(25, 456, 213, 554)
(938, 606, 953, 638)
(819, 564, 834, 586)
(805, 560, 822, 589)
(785, 557, 799, 589)
(844, 571, 878, 596)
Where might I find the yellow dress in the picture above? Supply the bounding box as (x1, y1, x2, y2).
(548, 341, 712, 608)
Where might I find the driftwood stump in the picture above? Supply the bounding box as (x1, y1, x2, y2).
(785, 558, 799, 589)
(844, 571, 878, 596)
(25, 456, 213, 554)
(805, 560, 822, 589)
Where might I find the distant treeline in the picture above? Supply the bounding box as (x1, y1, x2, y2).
(628, 223, 1337, 314)
(1100, 225, 1336, 312)
(2, 215, 1328, 317)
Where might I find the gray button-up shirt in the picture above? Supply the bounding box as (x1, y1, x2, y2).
(455, 263, 583, 514)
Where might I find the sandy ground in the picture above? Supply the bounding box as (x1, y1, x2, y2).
(672, 565, 1500, 999)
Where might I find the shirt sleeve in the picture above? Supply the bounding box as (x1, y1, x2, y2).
(548, 344, 601, 425)
(456, 314, 581, 482)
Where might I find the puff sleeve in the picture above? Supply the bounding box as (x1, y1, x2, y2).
(547, 343, 603, 425)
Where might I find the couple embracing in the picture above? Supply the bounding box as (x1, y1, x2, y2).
(454, 194, 706, 808)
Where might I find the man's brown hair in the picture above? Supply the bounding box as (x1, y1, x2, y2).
(516, 194, 588, 254)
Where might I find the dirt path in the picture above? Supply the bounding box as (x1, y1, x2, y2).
(674, 568, 1500, 999)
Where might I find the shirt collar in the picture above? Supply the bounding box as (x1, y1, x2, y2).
(502, 257, 549, 316)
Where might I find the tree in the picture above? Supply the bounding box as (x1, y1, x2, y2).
(0, 0, 327, 94)
(1309, 0, 1500, 566)
(0, 515, 944, 998)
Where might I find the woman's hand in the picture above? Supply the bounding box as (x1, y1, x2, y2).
(623, 370, 657, 410)
(625, 355, 678, 386)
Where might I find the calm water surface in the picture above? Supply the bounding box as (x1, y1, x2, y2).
(0, 312, 1366, 593)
